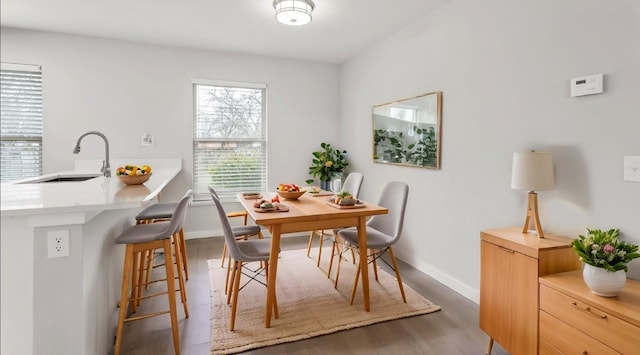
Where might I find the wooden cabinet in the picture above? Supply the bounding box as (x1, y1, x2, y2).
(480, 227, 580, 355)
(539, 270, 640, 354)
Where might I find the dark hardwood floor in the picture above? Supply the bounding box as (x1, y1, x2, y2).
(116, 234, 509, 354)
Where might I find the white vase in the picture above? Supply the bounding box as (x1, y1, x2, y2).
(582, 263, 627, 297)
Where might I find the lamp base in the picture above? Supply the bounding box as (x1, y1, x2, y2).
(522, 191, 545, 238)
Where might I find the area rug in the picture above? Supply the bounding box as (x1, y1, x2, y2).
(208, 248, 441, 354)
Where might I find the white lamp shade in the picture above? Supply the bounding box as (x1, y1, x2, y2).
(274, 0, 315, 26)
(511, 151, 555, 191)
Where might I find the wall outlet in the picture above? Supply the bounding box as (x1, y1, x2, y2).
(624, 156, 640, 182)
(47, 230, 70, 258)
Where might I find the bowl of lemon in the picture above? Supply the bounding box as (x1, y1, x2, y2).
(116, 164, 152, 185)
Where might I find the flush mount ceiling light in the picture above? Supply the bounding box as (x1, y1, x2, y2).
(273, 0, 315, 26)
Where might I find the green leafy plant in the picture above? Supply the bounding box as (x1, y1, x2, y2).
(572, 228, 640, 272)
(305, 142, 348, 184)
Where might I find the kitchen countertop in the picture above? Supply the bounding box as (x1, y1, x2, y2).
(1, 158, 182, 217)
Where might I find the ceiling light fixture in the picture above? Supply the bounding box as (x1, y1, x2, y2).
(273, 0, 315, 26)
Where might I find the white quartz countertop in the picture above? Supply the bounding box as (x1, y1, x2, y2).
(1, 158, 182, 217)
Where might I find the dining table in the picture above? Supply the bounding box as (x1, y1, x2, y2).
(237, 191, 388, 327)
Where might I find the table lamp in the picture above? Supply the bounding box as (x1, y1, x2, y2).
(511, 151, 554, 238)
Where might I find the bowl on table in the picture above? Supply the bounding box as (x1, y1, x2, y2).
(276, 190, 306, 200)
(118, 173, 152, 185)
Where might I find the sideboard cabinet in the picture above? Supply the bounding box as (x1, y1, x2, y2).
(539, 270, 640, 354)
(479, 227, 580, 355)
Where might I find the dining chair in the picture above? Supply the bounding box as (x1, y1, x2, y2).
(307, 172, 363, 274)
(114, 189, 193, 355)
(335, 181, 409, 305)
(208, 186, 265, 294)
(210, 192, 278, 331)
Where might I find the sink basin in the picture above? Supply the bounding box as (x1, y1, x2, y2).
(18, 174, 101, 184)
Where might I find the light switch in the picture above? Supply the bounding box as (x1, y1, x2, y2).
(141, 132, 154, 146)
(623, 156, 640, 182)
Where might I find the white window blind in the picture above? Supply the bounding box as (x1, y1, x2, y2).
(193, 80, 267, 202)
(1, 63, 43, 183)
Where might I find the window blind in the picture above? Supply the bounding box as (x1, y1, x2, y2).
(193, 81, 267, 202)
(1, 63, 43, 183)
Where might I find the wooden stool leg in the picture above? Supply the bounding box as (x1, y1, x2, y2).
(130, 250, 140, 312)
(163, 240, 181, 355)
(173, 233, 189, 318)
(115, 244, 133, 355)
(178, 228, 189, 280)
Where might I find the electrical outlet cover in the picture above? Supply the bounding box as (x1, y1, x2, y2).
(47, 230, 70, 258)
(623, 156, 640, 182)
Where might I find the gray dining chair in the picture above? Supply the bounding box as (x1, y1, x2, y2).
(307, 172, 363, 274)
(114, 189, 193, 355)
(335, 181, 409, 304)
(208, 186, 265, 294)
(210, 192, 278, 331)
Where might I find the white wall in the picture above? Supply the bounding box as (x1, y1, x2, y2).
(0, 27, 340, 235)
(1, 0, 639, 308)
(340, 0, 640, 301)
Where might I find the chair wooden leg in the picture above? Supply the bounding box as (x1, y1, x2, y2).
(388, 247, 406, 303)
(230, 261, 242, 331)
(220, 242, 228, 267)
(334, 246, 344, 289)
(317, 230, 325, 267)
(306, 231, 315, 257)
(328, 239, 337, 278)
(114, 244, 133, 355)
(371, 249, 379, 281)
(225, 255, 233, 295)
(486, 338, 494, 355)
(227, 260, 237, 305)
(162, 239, 181, 355)
(350, 263, 361, 305)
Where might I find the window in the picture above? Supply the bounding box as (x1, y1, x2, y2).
(193, 80, 267, 202)
(1, 63, 43, 183)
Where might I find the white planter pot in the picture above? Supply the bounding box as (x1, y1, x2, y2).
(582, 263, 627, 297)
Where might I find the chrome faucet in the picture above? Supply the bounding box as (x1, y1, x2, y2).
(73, 131, 111, 177)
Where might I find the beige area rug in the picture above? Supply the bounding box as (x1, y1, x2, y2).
(208, 248, 441, 354)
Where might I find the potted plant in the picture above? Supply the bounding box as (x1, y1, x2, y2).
(572, 228, 640, 297)
(305, 142, 348, 191)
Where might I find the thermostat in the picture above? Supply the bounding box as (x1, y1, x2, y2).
(570, 73, 604, 97)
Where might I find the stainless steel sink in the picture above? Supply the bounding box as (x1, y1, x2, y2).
(18, 174, 101, 184)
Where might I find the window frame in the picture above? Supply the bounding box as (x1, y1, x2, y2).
(192, 79, 268, 202)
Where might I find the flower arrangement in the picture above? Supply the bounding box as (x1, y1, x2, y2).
(572, 228, 640, 272)
(305, 142, 348, 184)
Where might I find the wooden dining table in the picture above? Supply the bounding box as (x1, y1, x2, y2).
(237, 191, 388, 327)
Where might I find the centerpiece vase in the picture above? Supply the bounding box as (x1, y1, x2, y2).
(582, 263, 627, 297)
(320, 179, 331, 192)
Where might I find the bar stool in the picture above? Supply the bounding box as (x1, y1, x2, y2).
(114, 190, 193, 355)
(135, 201, 189, 286)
